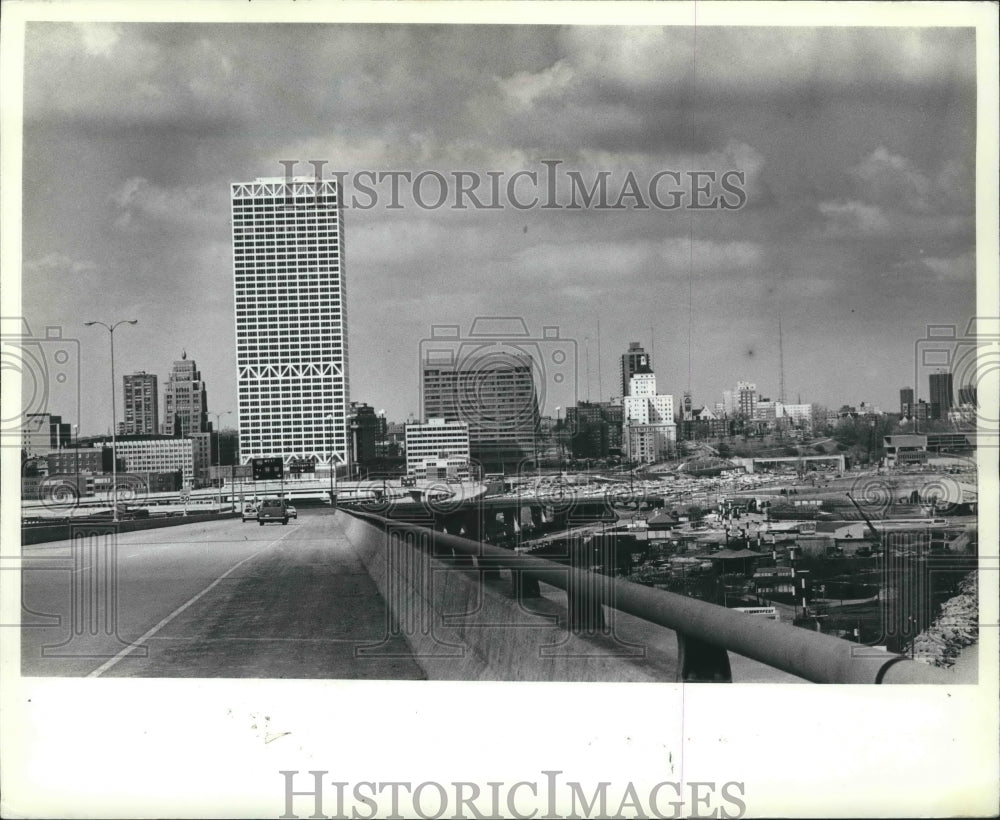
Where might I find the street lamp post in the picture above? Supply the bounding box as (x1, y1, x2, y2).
(212, 410, 232, 511)
(349, 417, 360, 480)
(326, 413, 337, 508)
(377, 409, 386, 497)
(85, 319, 138, 524)
(555, 406, 562, 474)
(74, 423, 80, 508)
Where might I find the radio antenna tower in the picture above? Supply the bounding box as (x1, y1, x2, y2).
(778, 315, 787, 405)
(596, 318, 603, 400)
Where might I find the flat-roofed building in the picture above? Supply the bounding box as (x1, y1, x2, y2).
(421, 354, 538, 470)
(929, 372, 953, 420)
(123, 371, 159, 435)
(232, 176, 349, 473)
(405, 418, 471, 478)
(110, 436, 197, 487)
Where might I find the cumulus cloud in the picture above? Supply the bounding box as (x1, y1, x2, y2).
(75, 23, 122, 57)
(111, 177, 221, 231)
(818, 199, 890, 235)
(24, 253, 98, 276)
(851, 146, 934, 213)
(18, 21, 980, 427)
(921, 251, 976, 282)
(496, 59, 575, 110)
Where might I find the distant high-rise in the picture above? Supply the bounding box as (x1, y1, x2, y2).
(621, 342, 650, 397)
(232, 176, 349, 470)
(421, 354, 539, 470)
(736, 380, 758, 418)
(622, 355, 675, 463)
(900, 387, 914, 418)
(349, 402, 381, 473)
(123, 371, 159, 435)
(163, 353, 208, 437)
(928, 372, 953, 420)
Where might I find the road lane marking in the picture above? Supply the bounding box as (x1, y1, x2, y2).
(86, 528, 297, 678)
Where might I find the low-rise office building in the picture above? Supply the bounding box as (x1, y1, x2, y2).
(405, 418, 471, 478)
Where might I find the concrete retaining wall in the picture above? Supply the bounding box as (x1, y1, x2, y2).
(340, 512, 681, 681)
(21, 512, 240, 546)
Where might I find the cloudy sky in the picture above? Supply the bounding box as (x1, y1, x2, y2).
(18, 18, 978, 434)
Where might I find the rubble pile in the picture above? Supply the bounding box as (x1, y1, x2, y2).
(913, 572, 978, 668)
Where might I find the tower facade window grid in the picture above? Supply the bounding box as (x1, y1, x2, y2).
(420, 356, 539, 464)
(123, 372, 159, 436)
(231, 177, 348, 467)
(928, 372, 953, 420)
(623, 363, 676, 463)
(900, 387, 915, 417)
(621, 341, 650, 398)
(163, 356, 208, 437)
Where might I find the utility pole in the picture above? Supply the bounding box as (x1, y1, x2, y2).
(778, 315, 787, 405)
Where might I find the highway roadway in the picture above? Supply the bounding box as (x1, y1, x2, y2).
(19, 508, 806, 682)
(20, 510, 424, 679)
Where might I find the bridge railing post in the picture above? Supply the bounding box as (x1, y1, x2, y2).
(676, 632, 733, 682)
(511, 567, 541, 601)
(566, 535, 609, 634)
(475, 552, 502, 581)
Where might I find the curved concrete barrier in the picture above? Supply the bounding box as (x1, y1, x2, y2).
(342, 512, 691, 682)
(21, 512, 240, 546)
(340, 510, 958, 684)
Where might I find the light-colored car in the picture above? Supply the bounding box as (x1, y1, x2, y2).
(286, 504, 297, 519)
(242, 504, 258, 522)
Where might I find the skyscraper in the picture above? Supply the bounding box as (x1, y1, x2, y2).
(736, 380, 758, 418)
(900, 387, 914, 418)
(622, 354, 675, 463)
(621, 342, 650, 397)
(123, 371, 159, 435)
(231, 177, 348, 469)
(163, 353, 208, 437)
(928, 372, 953, 420)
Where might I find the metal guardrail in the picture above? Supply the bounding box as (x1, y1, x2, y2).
(346, 509, 959, 684)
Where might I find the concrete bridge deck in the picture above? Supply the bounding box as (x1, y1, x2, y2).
(19, 510, 962, 683)
(20, 510, 805, 681)
(21, 512, 423, 679)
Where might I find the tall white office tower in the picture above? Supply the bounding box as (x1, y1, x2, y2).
(231, 177, 349, 471)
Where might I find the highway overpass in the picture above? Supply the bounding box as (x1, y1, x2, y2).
(18, 509, 961, 684)
(730, 454, 847, 474)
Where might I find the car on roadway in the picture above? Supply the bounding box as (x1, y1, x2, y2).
(93, 504, 150, 521)
(257, 498, 289, 526)
(286, 504, 297, 519)
(242, 504, 258, 522)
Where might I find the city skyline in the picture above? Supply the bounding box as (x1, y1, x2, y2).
(19, 23, 979, 437)
(4, 6, 997, 820)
